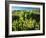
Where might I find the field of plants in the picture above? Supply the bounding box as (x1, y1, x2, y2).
(12, 9, 40, 31)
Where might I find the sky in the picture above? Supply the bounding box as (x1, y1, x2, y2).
(12, 6, 39, 10)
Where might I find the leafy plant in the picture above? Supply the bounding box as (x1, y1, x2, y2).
(12, 9, 40, 31)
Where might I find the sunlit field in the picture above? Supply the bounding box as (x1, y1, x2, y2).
(12, 7, 40, 31)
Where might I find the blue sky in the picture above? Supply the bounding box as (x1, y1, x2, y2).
(12, 6, 39, 10)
